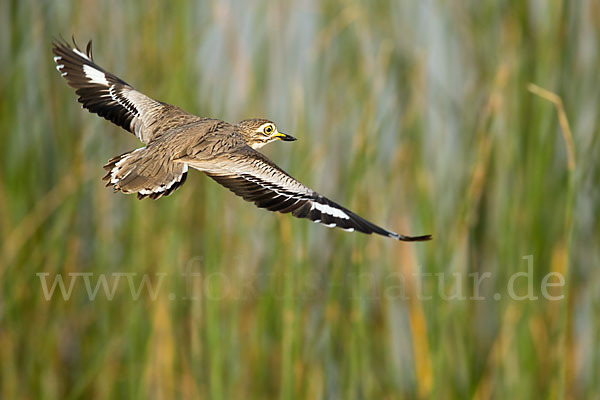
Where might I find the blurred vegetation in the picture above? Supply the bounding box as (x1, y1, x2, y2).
(1, 0, 599, 399)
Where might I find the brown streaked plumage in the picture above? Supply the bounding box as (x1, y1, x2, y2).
(52, 38, 431, 242)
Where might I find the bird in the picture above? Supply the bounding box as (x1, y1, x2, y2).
(51, 38, 431, 242)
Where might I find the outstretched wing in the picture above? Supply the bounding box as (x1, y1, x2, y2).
(52, 38, 196, 144)
(185, 146, 431, 242)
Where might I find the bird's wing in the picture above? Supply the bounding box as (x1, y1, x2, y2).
(52, 38, 197, 144)
(182, 145, 431, 242)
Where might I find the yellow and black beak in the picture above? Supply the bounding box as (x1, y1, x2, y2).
(276, 132, 297, 142)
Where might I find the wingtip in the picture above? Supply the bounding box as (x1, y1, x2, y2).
(393, 233, 433, 242)
(51, 34, 66, 47)
(86, 40, 94, 60)
(51, 35, 67, 52)
(51, 35, 92, 55)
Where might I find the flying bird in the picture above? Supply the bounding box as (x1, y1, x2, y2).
(52, 38, 431, 242)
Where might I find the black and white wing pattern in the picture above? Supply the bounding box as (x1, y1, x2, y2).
(52, 38, 196, 144)
(191, 147, 431, 242)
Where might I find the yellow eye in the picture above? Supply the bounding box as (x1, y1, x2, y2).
(264, 125, 274, 135)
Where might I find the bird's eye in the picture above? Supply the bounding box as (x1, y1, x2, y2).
(264, 125, 274, 135)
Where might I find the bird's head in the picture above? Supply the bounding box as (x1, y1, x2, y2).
(237, 119, 297, 149)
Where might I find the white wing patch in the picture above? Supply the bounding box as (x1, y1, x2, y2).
(73, 48, 90, 60)
(310, 202, 350, 219)
(83, 64, 109, 85)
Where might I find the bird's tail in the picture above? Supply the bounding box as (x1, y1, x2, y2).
(102, 147, 188, 200)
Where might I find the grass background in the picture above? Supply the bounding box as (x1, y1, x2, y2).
(1, 0, 599, 398)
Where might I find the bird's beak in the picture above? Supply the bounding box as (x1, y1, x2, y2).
(276, 132, 297, 142)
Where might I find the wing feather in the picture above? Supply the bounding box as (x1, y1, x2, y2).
(188, 146, 431, 241)
(52, 38, 196, 143)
